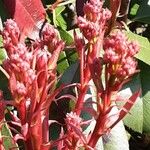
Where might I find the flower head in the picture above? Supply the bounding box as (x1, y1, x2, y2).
(78, 0, 111, 41)
(103, 31, 140, 78)
(1, 19, 20, 55)
(65, 112, 82, 130)
(62, 112, 86, 149)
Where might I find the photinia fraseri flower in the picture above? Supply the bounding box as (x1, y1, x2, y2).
(1, 19, 20, 55)
(60, 112, 90, 150)
(74, 0, 112, 115)
(0, 19, 64, 150)
(0, 1, 141, 149)
(78, 0, 111, 42)
(103, 31, 140, 80)
(73, 0, 140, 149)
(86, 32, 140, 148)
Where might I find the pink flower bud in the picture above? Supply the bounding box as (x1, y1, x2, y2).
(104, 31, 139, 78)
(66, 112, 82, 128)
(77, 0, 111, 41)
(2, 19, 20, 48)
(78, 17, 99, 40)
(128, 41, 140, 56)
(36, 50, 49, 71)
(16, 81, 27, 96)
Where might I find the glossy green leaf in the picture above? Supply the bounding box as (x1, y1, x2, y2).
(134, 1, 150, 24)
(139, 61, 150, 133)
(117, 74, 143, 133)
(57, 51, 69, 74)
(130, 3, 139, 16)
(126, 31, 150, 65)
(104, 118, 129, 150)
(59, 61, 79, 84)
(58, 28, 74, 46)
(0, 36, 6, 65)
(2, 123, 19, 150)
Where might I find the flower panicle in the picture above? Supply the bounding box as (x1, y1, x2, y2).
(103, 31, 140, 78)
(1, 19, 20, 55)
(0, 19, 64, 149)
(78, 0, 111, 41)
(61, 112, 88, 149)
(74, 0, 140, 149)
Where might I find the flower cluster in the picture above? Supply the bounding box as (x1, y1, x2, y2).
(2, 20, 35, 104)
(74, 0, 140, 149)
(0, 19, 64, 149)
(78, 0, 111, 42)
(61, 112, 86, 149)
(103, 31, 140, 78)
(74, 0, 112, 116)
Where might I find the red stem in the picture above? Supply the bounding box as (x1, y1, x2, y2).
(25, 137, 34, 150)
(88, 114, 103, 148)
(74, 44, 89, 115)
(80, 45, 84, 87)
(42, 112, 49, 144)
(74, 86, 88, 115)
(17, 100, 26, 124)
(88, 83, 113, 148)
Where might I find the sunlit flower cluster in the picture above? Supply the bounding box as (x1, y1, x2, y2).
(78, 0, 111, 41)
(0, 19, 64, 149)
(103, 31, 140, 78)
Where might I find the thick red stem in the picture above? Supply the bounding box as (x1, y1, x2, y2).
(74, 86, 88, 115)
(17, 100, 26, 124)
(42, 112, 49, 144)
(88, 115, 103, 148)
(25, 137, 34, 150)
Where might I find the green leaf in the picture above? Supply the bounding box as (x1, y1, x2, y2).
(49, 123, 61, 140)
(0, 49, 6, 65)
(130, 3, 139, 16)
(126, 30, 150, 65)
(139, 61, 150, 133)
(55, 6, 65, 17)
(134, 1, 150, 24)
(56, 15, 67, 30)
(0, 1, 8, 22)
(58, 28, 74, 46)
(57, 51, 69, 74)
(104, 118, 129, 150)
(2, 123, 19, 150)
(66, 49, 78, 64)
(0, 36, 6, 64)
(53, 6, 67, 30)
(117, 74, 143, 133)
(59, 61, 79, 84)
